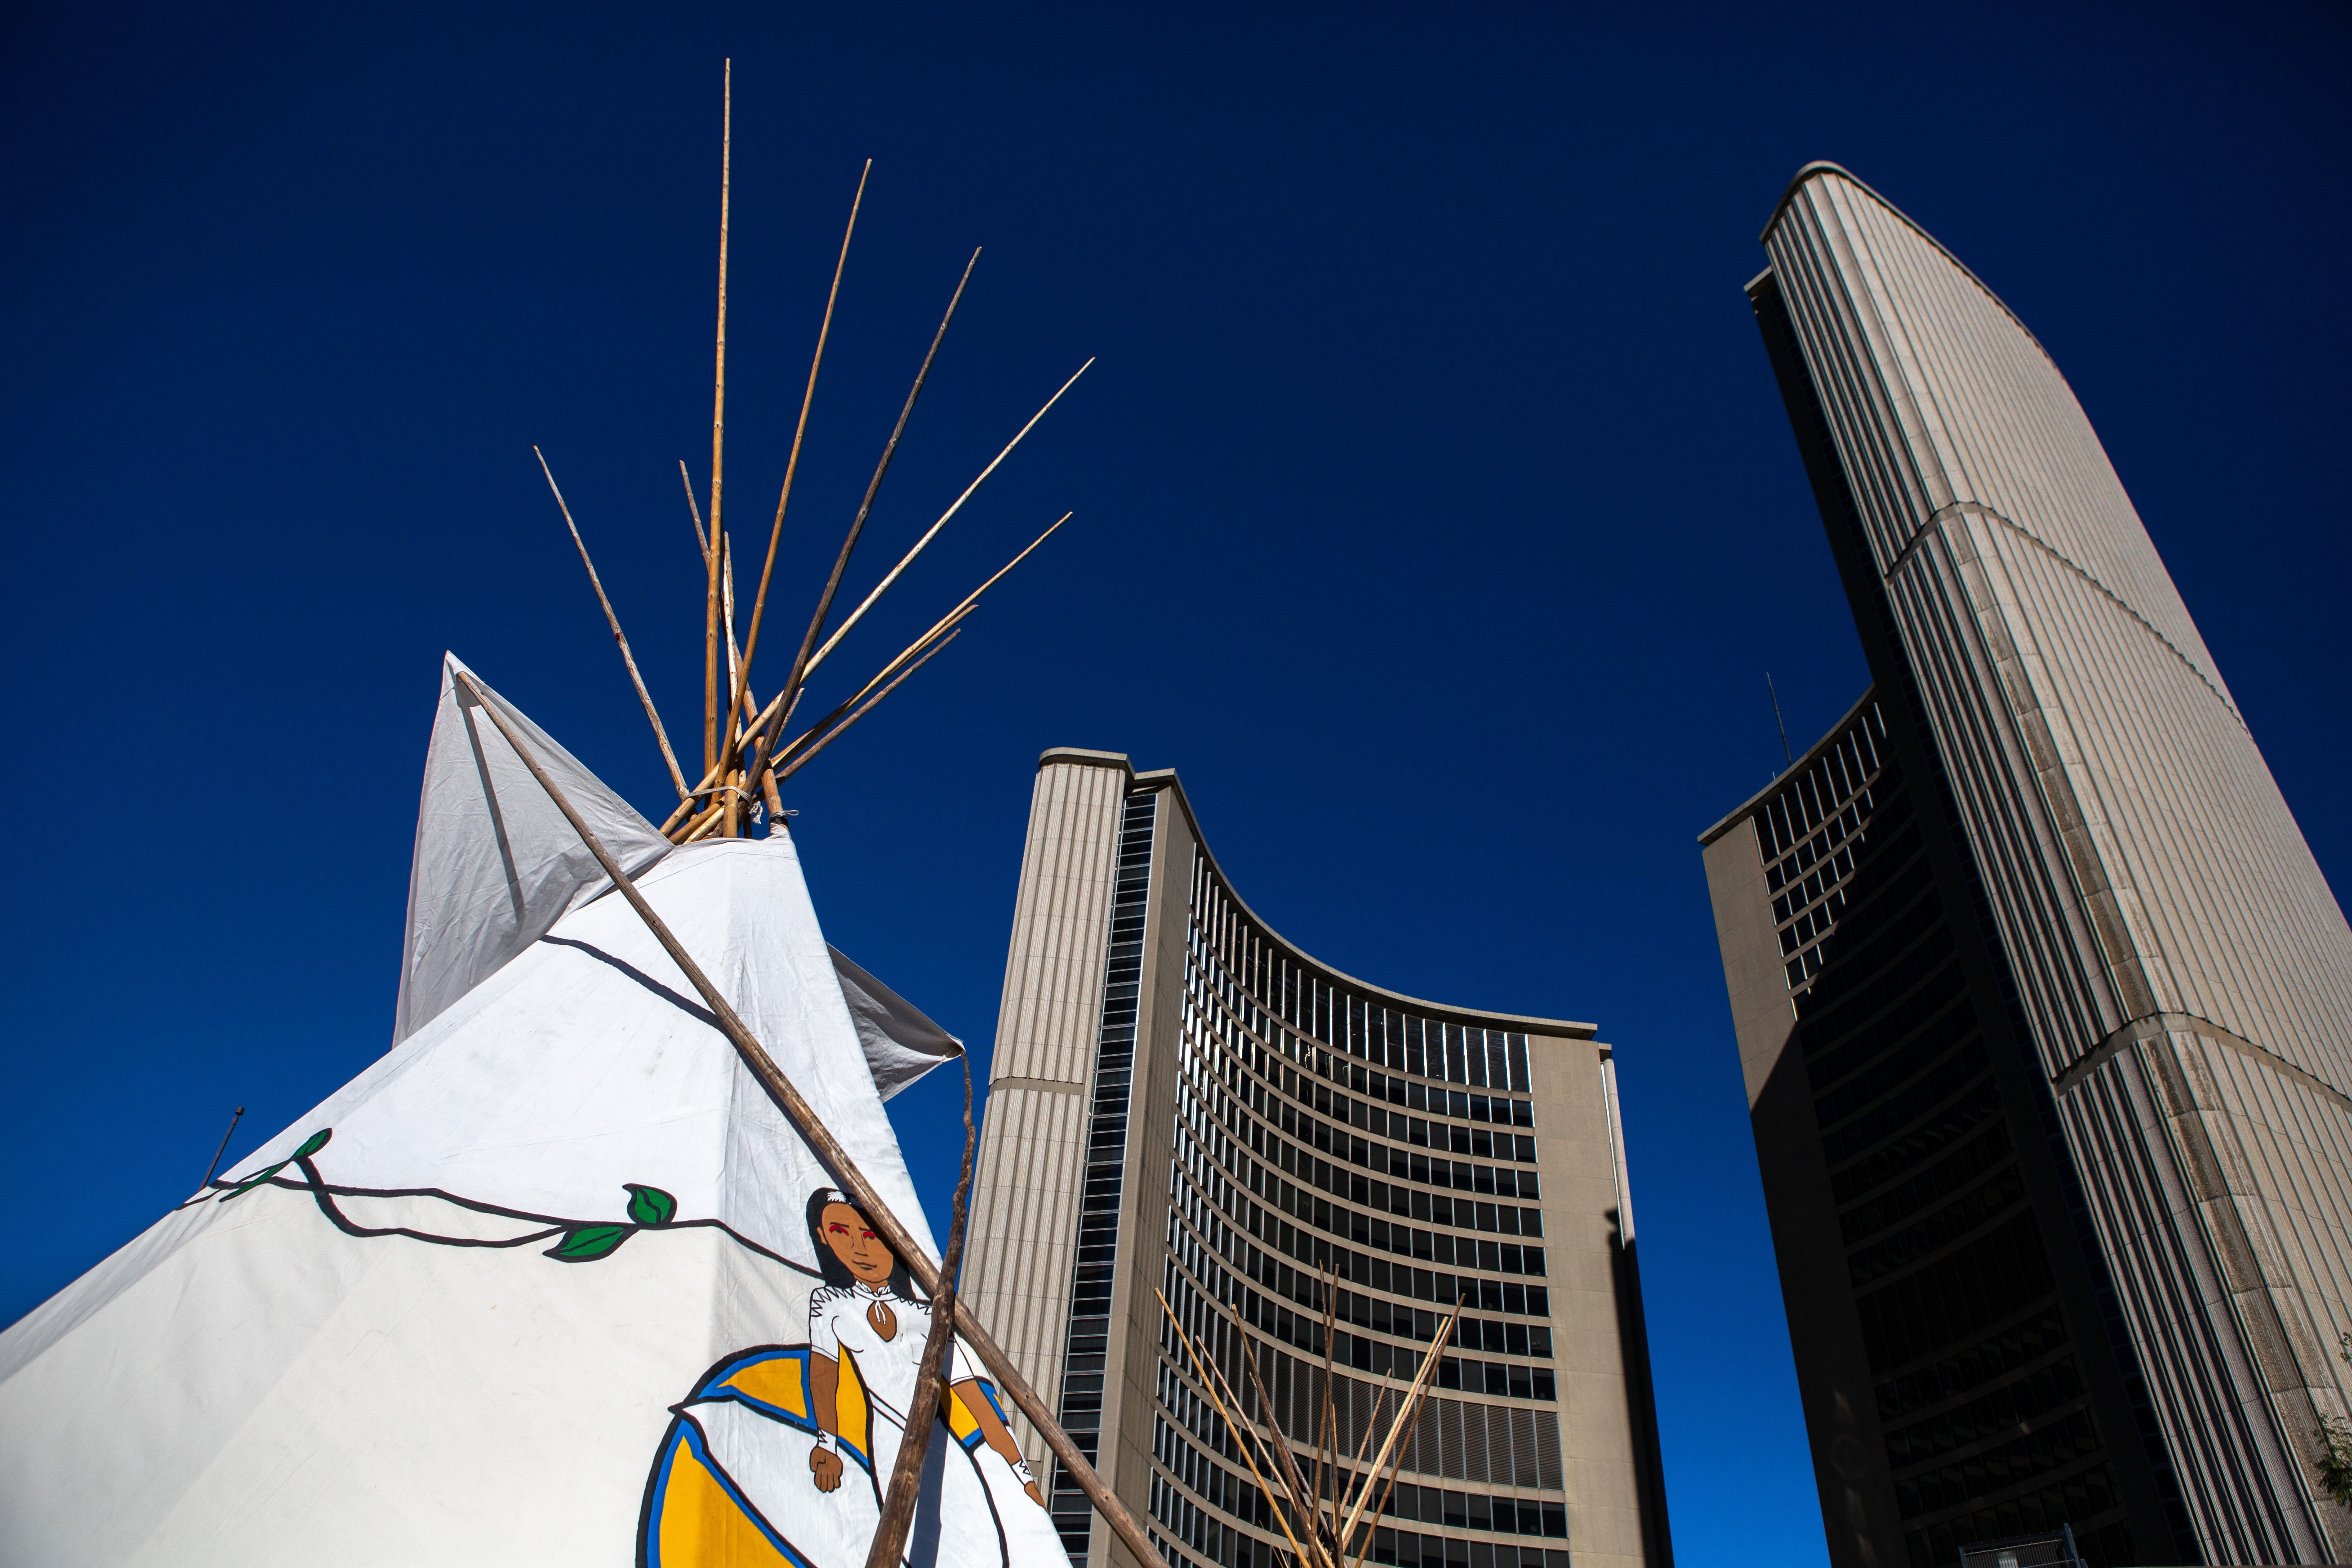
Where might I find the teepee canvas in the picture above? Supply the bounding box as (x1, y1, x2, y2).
(0, 657, 1064, 1568)
(0, 72, 1151, 1568)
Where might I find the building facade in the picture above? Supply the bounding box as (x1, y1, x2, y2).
(963, 750, 1673, 1568)
(1703, 164, 2352, 1568)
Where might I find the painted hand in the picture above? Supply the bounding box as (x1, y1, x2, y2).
(811, 1446, 844, 1492)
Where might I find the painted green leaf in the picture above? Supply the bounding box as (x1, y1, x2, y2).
(218, 1160, 288, 1201)
(625, 1185, 677, 1228)
(294, 1129, 333, 1159)
(545, 1225, 632, 1263)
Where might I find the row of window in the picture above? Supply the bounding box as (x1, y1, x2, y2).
(1153, 1407, 1570, 1544)
(1181, 1029, 1543, 1215)
(1160, 1268, 1566, 1490)
(1176, 1211, 1559, 1390)
(1147, 1480, 1573, 1568)
(1177, 1093, 1549, 1291)
(1049, 791, 1160, 1565)
(1883, 1356, 2087, 1471)
(1847, 1164, 2027, 1289)
(1895, 1408, 2105, 1520)
(1775, 837, 1861, 927)
(1176, 1129, 1550, 1343)
(1185, 1061, 1543, 1203)
(1874, 1307, 2072, 1425)
(1189, 858, 1536, 1094)
(1779, 883, 1851, 956)
(1840, 1121, 2013, 1247)
(1193, 964, 1539, 1131)
(1759, 702, 1885, 867)
(1178, 1191, 1556, 1342)
(1902, 1487, 2129, 1568)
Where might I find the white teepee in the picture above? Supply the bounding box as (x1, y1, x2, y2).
(0, 656, 1065, 1568)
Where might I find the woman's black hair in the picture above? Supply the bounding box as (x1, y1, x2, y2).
(806, 1188, 921, 1298)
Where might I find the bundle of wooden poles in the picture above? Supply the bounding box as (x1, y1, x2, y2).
(513, 60, 1120, 1568)
(537, 58, 1089, 851)
(1157, 1273, 1462, 1568)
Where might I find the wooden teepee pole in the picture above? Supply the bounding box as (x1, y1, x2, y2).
(1157, 1290, 1319, 1568)
(767, 629, 959, 788)
(798, 361, 1092, 684)
(867, 1049, 978, 1568)
(450, 668, 1159, 1568)
(1228, 1298, 1329, 1566)
(719, 157, 870, 820)
(535, 447, 691, 800)
(704, 59, 731, 779)
(756, 247, 976, 773)
(733, 508, 1071, 814)
(1332, 1300, 1461, 1557)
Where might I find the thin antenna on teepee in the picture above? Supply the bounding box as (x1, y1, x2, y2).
(704, 59, 732, 780)
(720, 159, 870, 836)
(198, 1106, 245, 1189)
(535, 446, 691, 799)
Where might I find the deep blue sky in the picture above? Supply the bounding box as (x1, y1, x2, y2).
(4, 4, 2347, 1561)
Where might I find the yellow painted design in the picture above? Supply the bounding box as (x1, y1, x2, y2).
(836, 1351, 871, 1459)
(718, 1355, 810, 1421)
(943, 1383, 979, 1444)
(656, 1438, 794, 1568)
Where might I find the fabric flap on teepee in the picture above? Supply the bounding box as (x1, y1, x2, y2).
(831, 946, 962, 1100)
(390, 652, 675, 1046)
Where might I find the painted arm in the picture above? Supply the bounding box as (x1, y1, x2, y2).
(811, 1352, 844, 1491)
(953, 1376, 1044, 1507)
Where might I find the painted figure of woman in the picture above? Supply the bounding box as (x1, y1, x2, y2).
(803, 1189, 1045, 1509)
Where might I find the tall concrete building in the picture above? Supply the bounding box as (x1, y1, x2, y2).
(963, 750, 1673, 1568)
(1702, 164, 2352, 1568)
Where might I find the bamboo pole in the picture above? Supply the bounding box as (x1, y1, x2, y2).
(693, 482, 759, 703)
(759, 606, 969, 780)
(722, 534, 743, 837)
(450, 667, 1158, 1568)
(867, 1049, 978, 1568)
(1198, 1330, 1323, 1568)
(535, 447, 691, 800)
(1332, 1302, 1460, 1555)
(1317, 1268, 1338, 1537)
(704, 61, 732, 778)
(1347, 1392, 1433, 1568)
(681, 459, 710, 560)
(1229, 1299, 1326, 1562)
(736, 505, 1068, 816)
(1157, 1291, 1318, 1568)
(760, 249, 977, 763)
(1338, 1382, 1390, 1524)
(658, 508, 1069, 840)
(806, 510, 1070, 686)
(719, 159, 869, 773)
(798, 361, 1092, 684)
(769, 630, 960, 786)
